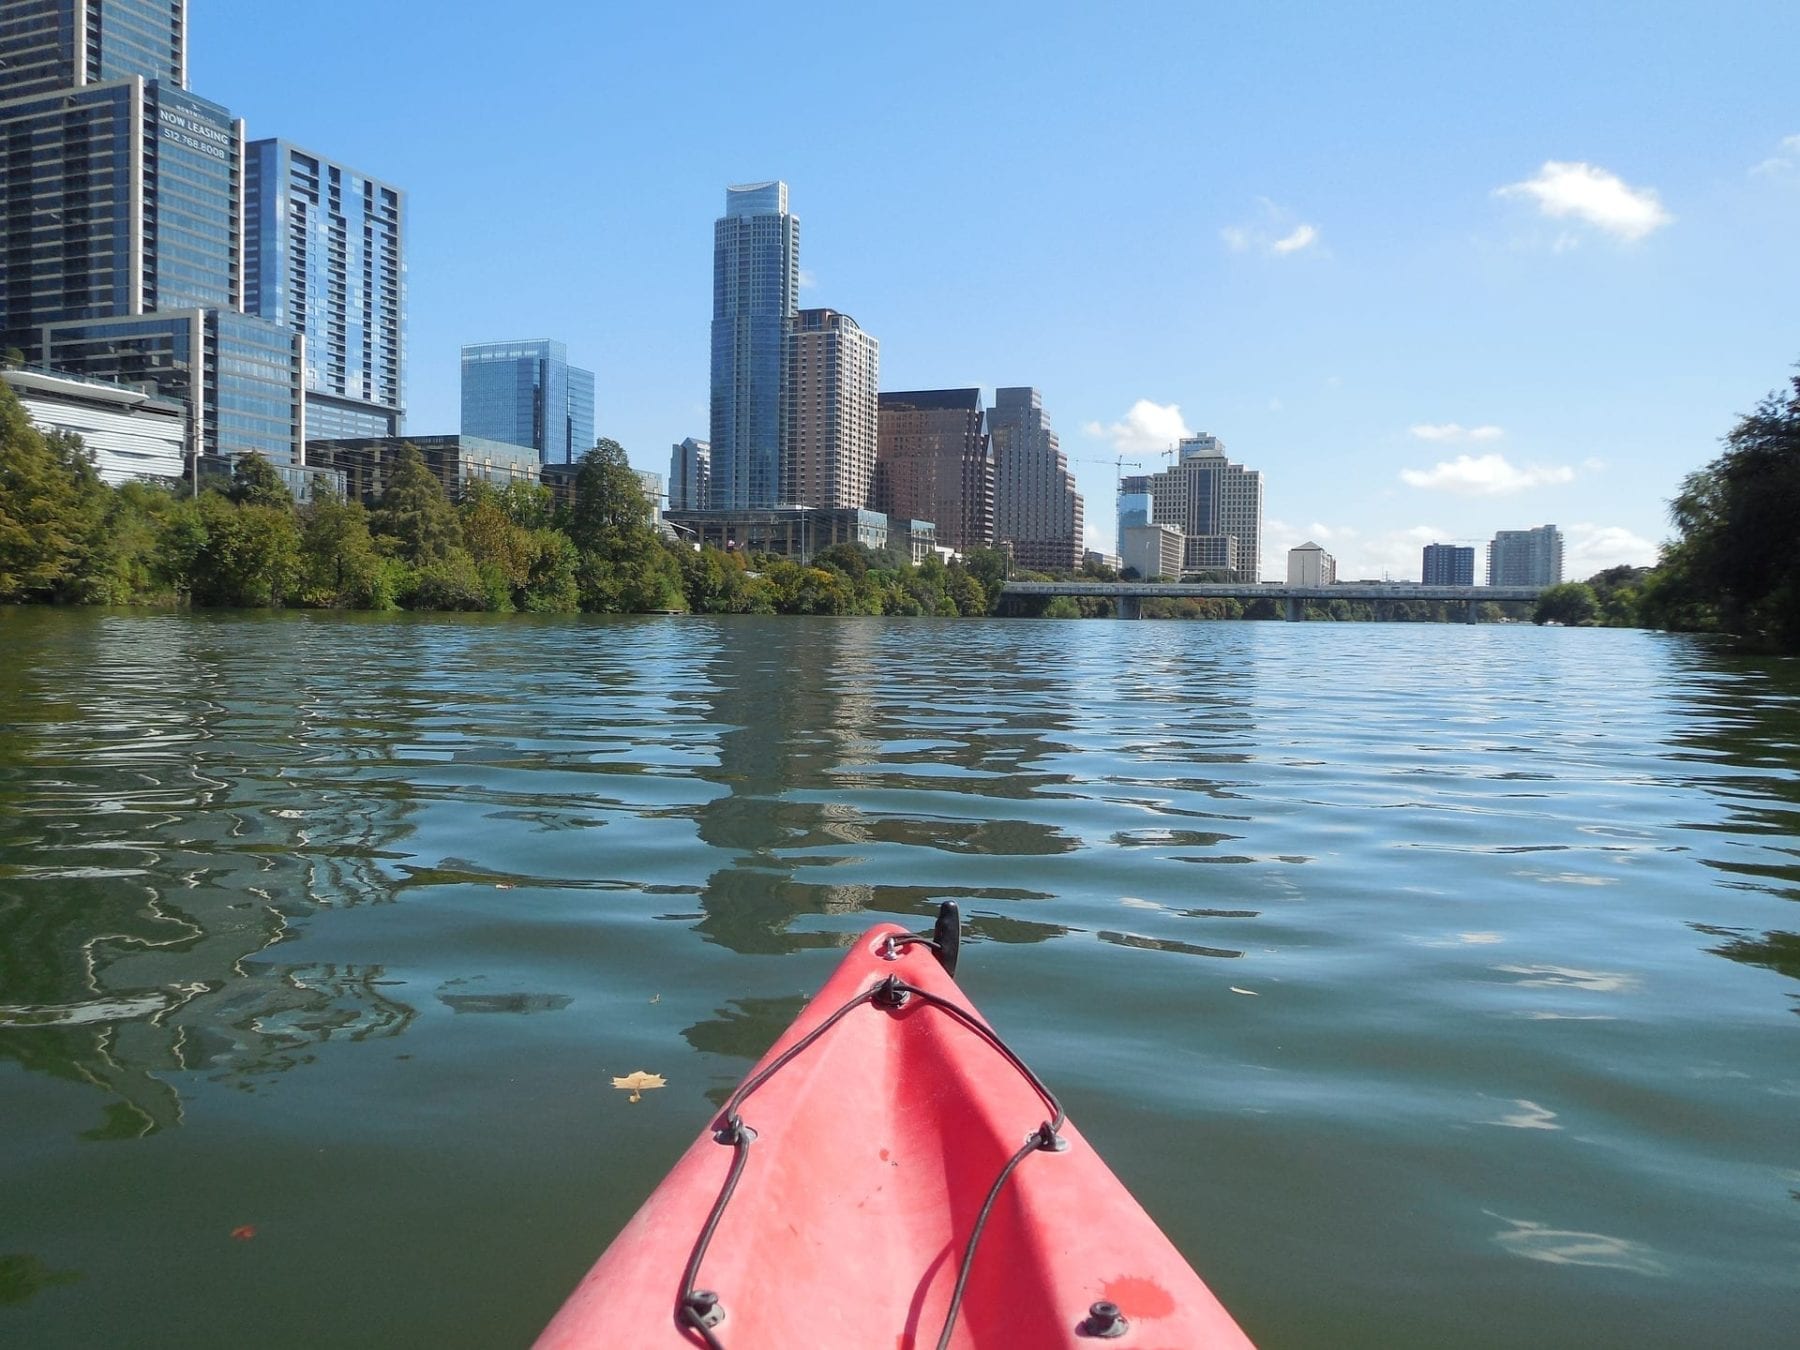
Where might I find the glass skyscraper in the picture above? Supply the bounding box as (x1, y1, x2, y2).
(246, 140, 406, 439)
(0, 0, 186, 97)
(0, 1, 328, 470)
(709, 181, 798, 509)
(460, 340, 594, 464)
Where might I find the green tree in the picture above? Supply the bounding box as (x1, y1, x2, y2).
(567, 439, 651, 556)
(1042, 596, 1082, 618)
(226, 452, 294, 509)
(0, 387, 104, 601)
(961, 546, 1010, 597)
(1534, 582, 1598, 626)
(1586, 565, 1650, 628)
(812, 540, 872, 580)
(164, 492, 302, 607)
(298, 495, 393, 608)
(1646, 370, 1800, 647)
(370, 444, 463, 563)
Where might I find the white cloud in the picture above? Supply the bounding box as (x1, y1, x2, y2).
(1495, 161, 1672, 242)
(1083, 519, 1111, 554)
(1083, 399, 1194, 454)
(1750, 133, 1800, 176)
(1410, 423, 1505, 443)
(1270, 223, 1319, 254)
(1400, 453, 1576, 495)
(1221, 200, 1322, 257)
(1563, 522, 1657, 576)
(797, 268, 818, 290)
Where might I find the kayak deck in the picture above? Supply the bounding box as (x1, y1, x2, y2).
(537, 920, 1254, 1348)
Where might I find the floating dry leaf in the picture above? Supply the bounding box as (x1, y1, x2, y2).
(1229, 986, 1259, 996)
(612, 1070, 667, 1103)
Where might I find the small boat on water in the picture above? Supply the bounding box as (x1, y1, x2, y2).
(536, 904, 1255, 1348)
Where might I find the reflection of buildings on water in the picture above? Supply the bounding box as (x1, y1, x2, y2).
(684, 620, 1087, 955)
(0, 615, 422, 1137)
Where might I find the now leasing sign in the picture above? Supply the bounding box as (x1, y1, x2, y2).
(157, 107, 231, 162)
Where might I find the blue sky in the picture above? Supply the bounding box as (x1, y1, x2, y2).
(198, 1, 1798, 580)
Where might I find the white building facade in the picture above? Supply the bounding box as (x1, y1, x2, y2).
(1287, 541, 1336, 586)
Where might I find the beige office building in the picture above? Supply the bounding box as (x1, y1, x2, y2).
(1145, 434, 1264, 581)
(782, 308, 879, 509)
(988, 386, 1083, 572)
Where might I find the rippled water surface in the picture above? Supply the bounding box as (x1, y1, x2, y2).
(1, 609, 1795, 1347)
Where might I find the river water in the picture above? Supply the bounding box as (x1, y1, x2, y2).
(0, 609, 1794, 1347)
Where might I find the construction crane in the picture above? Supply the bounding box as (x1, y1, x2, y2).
(1074, 455, 1143, 494)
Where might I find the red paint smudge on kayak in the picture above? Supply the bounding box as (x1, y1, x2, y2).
(1103, 1275, 1176, 1319)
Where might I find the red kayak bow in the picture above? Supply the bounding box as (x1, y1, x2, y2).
(538, 906, 1254, 1348)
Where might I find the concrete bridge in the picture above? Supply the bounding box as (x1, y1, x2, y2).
(998, 580, 1545, 621)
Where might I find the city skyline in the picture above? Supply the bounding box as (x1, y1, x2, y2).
(178, 2, 1798, 579)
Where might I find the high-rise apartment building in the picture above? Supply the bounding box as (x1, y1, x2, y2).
(460, 340, 594, 464)
(246, 140, 405, 439)
(1488, 525, 1563, 587)
(668, 437, 710, 511)
(1422, 543, 1475, 586)
(782, 307, 879, 509)
(709, 181, 798, 509)
(1144, 434, 1264, 581)
(0, 1, 316, 469)
(875, 389, 995, 553)
(987, 387, 1083, 572)
(0, 0, 186, 97)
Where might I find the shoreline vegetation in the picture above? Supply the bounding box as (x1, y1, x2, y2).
(2, 370, 1795, 649)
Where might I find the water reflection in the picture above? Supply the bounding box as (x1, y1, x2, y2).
(1489, 1214, 1667, 1276)
(0, 613, 420, 1138)
(0, 1253, 84, 1307)
(682, 620, 1090, 955)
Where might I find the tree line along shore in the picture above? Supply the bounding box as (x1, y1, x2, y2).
(2, 371, 1795, 649)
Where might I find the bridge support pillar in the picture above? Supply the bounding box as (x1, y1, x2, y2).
(1284, 597, 1301, 622)
(1464, 599, 1478, 624)
(1116, 594, 1141, 620)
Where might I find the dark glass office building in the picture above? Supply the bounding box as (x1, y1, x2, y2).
(709, 181, 798, 509)
(460, 340, 594, 464)
(1421, 543, 1475, 586)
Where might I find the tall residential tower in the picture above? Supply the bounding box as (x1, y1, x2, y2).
(782, 307, 879, 509)
(0, 0, 186, 97)
(709, 181, 798, 509)
(1, 0, 311, 468)
(246, 140, 406, 439)
(1488, 525, 1563, 587)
